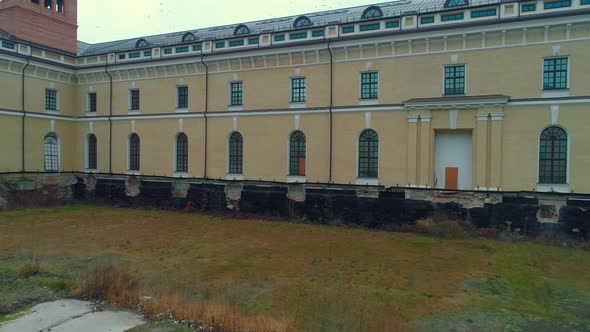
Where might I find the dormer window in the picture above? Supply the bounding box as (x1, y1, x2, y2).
(293, 16, 312, 28)
(234, 24, 250, 36)
(182, 32, 196, 43)
(135, 39, 149, 48)
(444, 0, 469, 7)
(362, 6, 383, 19)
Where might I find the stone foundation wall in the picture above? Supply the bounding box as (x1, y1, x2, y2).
(1, 174, 588, 238)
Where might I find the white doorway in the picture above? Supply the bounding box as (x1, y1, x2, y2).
(435, 131, 473, 190)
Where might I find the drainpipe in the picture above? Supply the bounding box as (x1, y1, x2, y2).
(326, 39, 334, 183)
(200, 55, 209, 178)
(105, 62, 113, 174)
(21, 56, 30, 173)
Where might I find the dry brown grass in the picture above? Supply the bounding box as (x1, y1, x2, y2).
(74, 265, 292, 332)
(19, 261, 40, 278)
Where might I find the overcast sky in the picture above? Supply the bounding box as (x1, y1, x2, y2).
(78, 0, 374, 43)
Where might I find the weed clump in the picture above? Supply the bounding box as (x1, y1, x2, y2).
(76, 265, 140, 307)
(19, 262, 40, 278)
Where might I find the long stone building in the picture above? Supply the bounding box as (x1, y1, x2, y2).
(0, 0, 589, 196)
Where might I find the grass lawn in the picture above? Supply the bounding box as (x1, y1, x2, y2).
(0, 205, 589, 331)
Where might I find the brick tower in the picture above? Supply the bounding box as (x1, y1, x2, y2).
(0, 0, 78, 54)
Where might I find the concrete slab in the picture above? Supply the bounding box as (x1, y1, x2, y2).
(0, 299, 93, 332)
(51, 310, 146, 332)
(0, 299, 145, 332)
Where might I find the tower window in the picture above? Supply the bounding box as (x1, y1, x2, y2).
(176, 133, 189, 173)
(129, 134, 140, 171)
(56, 0, 65, 13)
(539, 126, 568, 184)
(228, 132, 243, 174)
(543, 58, 568, 90)
(289, 131, 306, 176)
(87, 134, 97, 170)
(358, 129, 379, 178)
(45, 89, 58, 111)
(44, 133, 59, 172)
(291, 78, 306, 103)
(444, 65, 465, 95)
(361, 72, 379, 100)
(362, 6, 383, 19)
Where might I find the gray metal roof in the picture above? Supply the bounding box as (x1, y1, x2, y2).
(77, 0, 500, 56)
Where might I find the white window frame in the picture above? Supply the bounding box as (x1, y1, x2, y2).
(358, 71, 380, 106)
(541, 55, 571, 98)
(286, 130, 308, 183)
(43, 133, 60, 173)
(536, 125, 571, 193)
(289, 77, 307, 108)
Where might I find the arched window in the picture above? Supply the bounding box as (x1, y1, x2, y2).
(135, 39, 149, 48)
(358, 129, 379, 178)
(444, 0, 468, 7)
(539, 126, 568, 184)
(228, 132, 243, 174)
(289, 131, 306, 176)
(176, 133, 188, 173)
(182, 32, 196, 43)
(234, 25, 250, 36)
(293, 16, 312, 28)
(129, 133, 140, 171)
(87, 134, 97, 170)
(44, 133, 59, 172)
(362, 6, 383, 19)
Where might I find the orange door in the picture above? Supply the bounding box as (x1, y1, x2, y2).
(298, 158, 306, 176)
(445, 167, 459, 190)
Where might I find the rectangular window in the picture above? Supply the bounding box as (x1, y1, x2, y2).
(193, 44, 202, 51)
(290, 32, 308, 40)
(274, 35, 285, 41)
(544, 0, 571, 8)
(177, 86, 188, 109)
(248, 38, 259, 44)
(291, 78, 306, 103)
(360, 72, 379, 100)
(543, 58, 568, 90)
(118, 54, 126, 60)
(312, 30, 324, 37)
(444, 65, 466, 95)
(129, 52, 141, 58)
(230, 82, 243, 106)
(360, 23, 381, 31)
(522, 3, 536, 11)
(1, 41, 14, 49)
(342, 26, 355, 33)
(143, 50, 152, 57)
(176, 46, 189, 53)
(471, 9, 497, 17)
(45, 89, 57, 111)
(164, 48, 173, 54)
(441, 13, 464, 21)
(229, 40, 244, 47)
(215, 42, 225, 49)
(130, 90, 140, 111)
(421, 16, 435, 24)
(386, 21, 400, 28)
(88, 93, 97, 113)
(583, 0, 590, 5)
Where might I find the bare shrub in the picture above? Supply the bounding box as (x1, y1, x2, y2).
(76, 265, 140, 307)
(19, 262, 40, 278)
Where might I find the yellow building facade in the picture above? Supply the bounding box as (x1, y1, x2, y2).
(1, 0, 590, 193)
